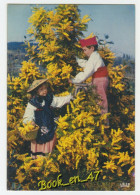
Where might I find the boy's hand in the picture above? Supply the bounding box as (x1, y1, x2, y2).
(68, 79, 72, 84)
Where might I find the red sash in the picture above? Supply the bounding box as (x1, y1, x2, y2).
(92, 66, 108, 78)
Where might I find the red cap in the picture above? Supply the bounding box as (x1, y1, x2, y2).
(80, 37, 98, 47)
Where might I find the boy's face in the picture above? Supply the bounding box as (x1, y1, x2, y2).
(82, 46, 94, 57)
(37, 84, 48, 96)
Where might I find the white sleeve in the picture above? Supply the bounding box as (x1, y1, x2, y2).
(91, 52, 105, 71)
(71, 57, 95, 84)
(23, 103, 36, 124)
(76, 57, 87, 68)
(51, 94, 73, 108)
(72, 52, 105, 84)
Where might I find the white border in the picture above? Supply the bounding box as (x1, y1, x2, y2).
(0, 0, 140, 194)
(2, 0, 137, 4)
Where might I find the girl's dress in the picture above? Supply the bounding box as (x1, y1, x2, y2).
(71, 51, 108, 114)
(23, 93, 72, 158)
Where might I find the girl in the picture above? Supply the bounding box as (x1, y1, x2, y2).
(69, 37, 109, 116)
(23, 78, 73, 158)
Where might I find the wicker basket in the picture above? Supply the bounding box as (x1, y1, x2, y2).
(19, 125, 39, 141)
(74, 83, 89, 96)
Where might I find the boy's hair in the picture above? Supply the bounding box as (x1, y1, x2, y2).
(86, 44, 98, 51)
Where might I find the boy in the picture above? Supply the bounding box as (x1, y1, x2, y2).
(69, 37, 109, 115)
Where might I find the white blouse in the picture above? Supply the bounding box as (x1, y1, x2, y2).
(72, 51, 105, 84)
(23, 94, 73, 123)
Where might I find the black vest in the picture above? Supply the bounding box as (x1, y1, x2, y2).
(29, 93, 56, 144)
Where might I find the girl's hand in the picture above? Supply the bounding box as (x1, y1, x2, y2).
(31, 121, 36, 126)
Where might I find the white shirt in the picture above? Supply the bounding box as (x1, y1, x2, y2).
(72, 51, 105, 84)
(23, 94, 72, 124)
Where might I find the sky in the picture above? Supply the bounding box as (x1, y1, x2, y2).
(7, 4, 135, 57)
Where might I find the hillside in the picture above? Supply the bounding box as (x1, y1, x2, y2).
(7, 42, 28, 76)
(7, 42, 45, 77)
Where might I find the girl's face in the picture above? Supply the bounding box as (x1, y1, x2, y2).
(37, 84, 48, 96)
(82, 46, 94, 57)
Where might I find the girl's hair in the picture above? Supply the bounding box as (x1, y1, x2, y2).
(87, 44, 98, 51)
(27, 82, 52, 100)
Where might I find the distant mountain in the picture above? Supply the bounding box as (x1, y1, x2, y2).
(8, 42, 27, 52)
(7, 42, 38, 53)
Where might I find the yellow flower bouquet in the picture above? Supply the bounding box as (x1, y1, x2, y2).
(17, 121, 39, 141)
